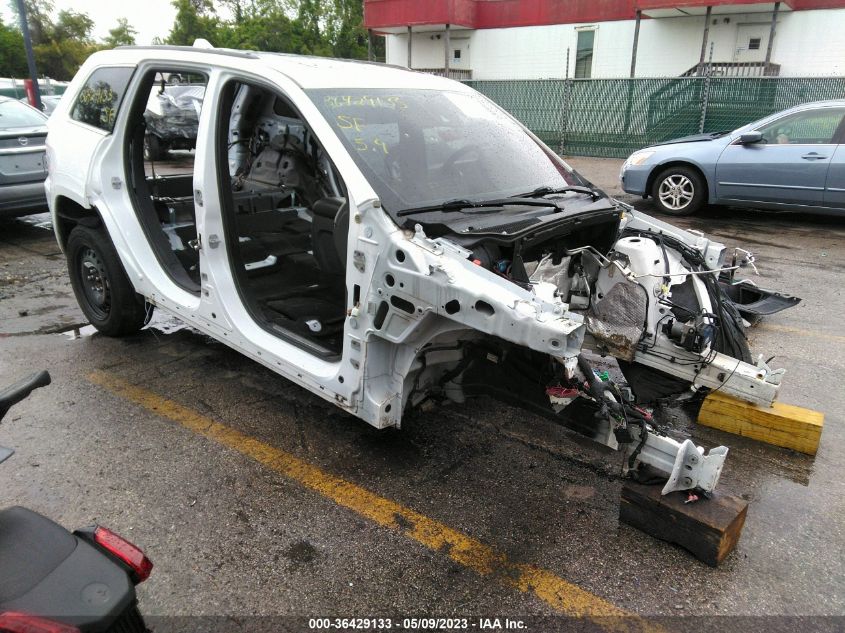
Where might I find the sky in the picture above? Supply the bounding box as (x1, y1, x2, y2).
(1, 0, 227, 46)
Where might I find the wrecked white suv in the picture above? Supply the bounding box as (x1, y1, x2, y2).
(46, 45, 798, 495)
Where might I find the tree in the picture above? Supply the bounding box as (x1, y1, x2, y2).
(33, 38, 100, 80)
(4, 0, 109, 80)
(52, 9, 94, 43)
(324, 0, 370, 60)
(104, 17, 137, 48)
(0, 17, 28, 76)
(7, 0, 53, 46)
(166, 0, 221, 46)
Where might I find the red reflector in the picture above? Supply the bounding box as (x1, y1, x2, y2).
(0, 612, 80, 633)
(93, 526, 153, 582)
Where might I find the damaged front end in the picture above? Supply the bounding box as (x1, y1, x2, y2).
(356, 195, 797, 496)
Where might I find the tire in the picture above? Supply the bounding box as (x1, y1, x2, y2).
(66, 225, 149, 337)
(651, 166, 706, 216)
(143, 134, 166, 161)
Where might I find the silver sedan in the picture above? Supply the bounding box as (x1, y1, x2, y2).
(0, 96, 48, 218)
(621, 100, 845, 216)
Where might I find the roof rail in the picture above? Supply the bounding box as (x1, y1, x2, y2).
(115, 45, 259, 59)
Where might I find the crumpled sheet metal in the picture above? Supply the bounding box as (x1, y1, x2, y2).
(144, 85, 205, 139)
(585, 281, 647, 361)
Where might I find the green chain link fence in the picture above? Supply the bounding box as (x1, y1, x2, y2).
(465, 76, 845, 158)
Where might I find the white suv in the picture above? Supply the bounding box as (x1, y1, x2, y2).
(46, 44, 795, 494)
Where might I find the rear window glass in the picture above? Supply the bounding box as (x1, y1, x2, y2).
(0, 100, 47, 128)
(71, 66, 135, 133)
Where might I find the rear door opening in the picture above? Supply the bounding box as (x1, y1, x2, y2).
(124, 67, 208, 292)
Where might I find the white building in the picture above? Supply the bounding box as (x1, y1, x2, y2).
(364, 0, 845, 79)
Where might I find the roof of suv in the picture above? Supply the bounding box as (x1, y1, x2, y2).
(88, 45, 464, 92)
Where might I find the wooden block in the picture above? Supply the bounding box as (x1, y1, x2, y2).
(620, 480, 748, 567)
(698, 391, 824, 455)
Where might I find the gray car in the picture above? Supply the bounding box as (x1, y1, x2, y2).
(0, 96, 48, 218)
(621, 100, 845, 216)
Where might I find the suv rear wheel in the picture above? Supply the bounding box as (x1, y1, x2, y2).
(651, 166, 706, 216)
(66, 225, 149, 336)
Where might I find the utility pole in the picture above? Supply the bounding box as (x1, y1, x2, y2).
(699, 6, 712, 68)
(444, 23, 451, 78)
(764, 1, 780, 73)
(15, 0, 42, 111)
(630, 9, 641, 78)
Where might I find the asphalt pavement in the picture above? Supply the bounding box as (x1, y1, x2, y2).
(1, 158, 843, 631)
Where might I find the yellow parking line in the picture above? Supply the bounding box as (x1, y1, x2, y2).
(88, 371, 656, 632)
(756, 323, 845, 345)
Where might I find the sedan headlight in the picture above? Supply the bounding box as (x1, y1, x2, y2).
(626, 150, 655, 167)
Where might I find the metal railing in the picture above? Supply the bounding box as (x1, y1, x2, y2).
(682, 61, 780, 77)
(465, 76, 845, 158)
(416, 67, 473, 81)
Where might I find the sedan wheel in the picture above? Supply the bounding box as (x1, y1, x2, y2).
(652, 167, 705, 216)
(658, 174, 694, 211)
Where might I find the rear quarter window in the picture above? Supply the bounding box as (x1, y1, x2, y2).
(70, 66, 135, 133)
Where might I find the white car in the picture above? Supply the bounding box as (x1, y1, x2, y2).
(45, 44, 797, 495)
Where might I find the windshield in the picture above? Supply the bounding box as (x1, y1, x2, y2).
(0, 100, 47, 128)
(307, 88, 578, 214)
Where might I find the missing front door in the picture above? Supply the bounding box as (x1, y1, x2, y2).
(216, 80, 350, 358)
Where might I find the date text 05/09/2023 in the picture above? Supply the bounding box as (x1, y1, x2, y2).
(308, 617, 527, 630)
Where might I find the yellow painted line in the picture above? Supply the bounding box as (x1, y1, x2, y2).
(88, 371, 657, 632)
(756, 323, 845, 345)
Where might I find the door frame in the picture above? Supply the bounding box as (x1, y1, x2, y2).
(122, 61, 212, 296)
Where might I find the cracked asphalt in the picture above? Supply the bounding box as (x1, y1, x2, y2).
(1, 158, 843, 630)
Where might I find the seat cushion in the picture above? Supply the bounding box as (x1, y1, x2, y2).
(0, 506, 76, 604)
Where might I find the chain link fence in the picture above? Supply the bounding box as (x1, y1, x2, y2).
(465, 76, 845, 158)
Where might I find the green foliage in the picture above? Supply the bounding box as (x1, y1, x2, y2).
(0, 16, 28, 76)
(166, 0, 221, 46)
(323, 0, 372, 60)
(33, 38, 101, 80)
(104, 18, 137, 48)
(52, 9, 94, 43)
(3, 0, 384, 83)
(165, 0, 379, 61)
(7, 0, 101, 79)
(9, 0, 54, 46)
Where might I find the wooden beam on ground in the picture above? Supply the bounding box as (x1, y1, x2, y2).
(698, 391, 824, 455)
(620, 480, 748, 567)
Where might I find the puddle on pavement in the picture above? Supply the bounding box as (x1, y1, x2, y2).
(17, 213, 53, 231)
(148, 314, 194, 336)
(62, 324, 98, 339)
(55, 314, 196, 341)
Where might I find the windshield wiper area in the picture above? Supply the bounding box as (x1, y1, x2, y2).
(515, 185, 602, 200)
(396, 197, 560, 217)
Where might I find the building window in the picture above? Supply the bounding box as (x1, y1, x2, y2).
(71, 66, 134, 133)
(454, 49, 461, 61)
(748, 37, 762, 50)
(574, 29, 595, 79)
